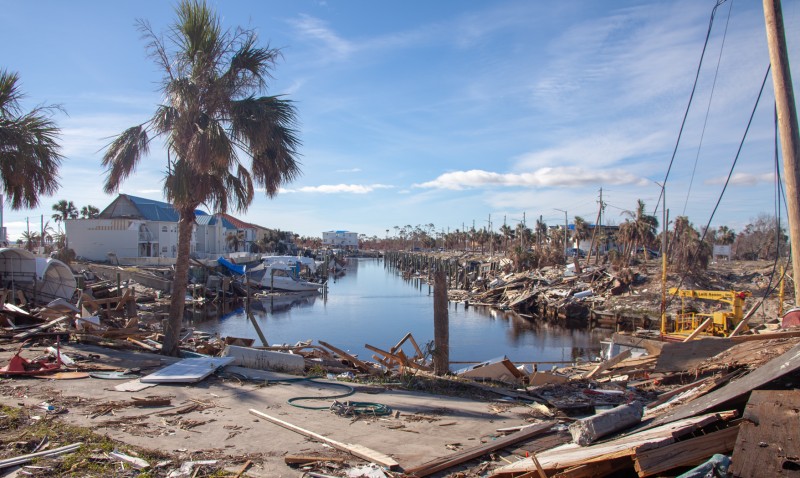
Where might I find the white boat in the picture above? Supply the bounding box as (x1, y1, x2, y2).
(262, 255, 318, 273)
(259, 262, 322, 292)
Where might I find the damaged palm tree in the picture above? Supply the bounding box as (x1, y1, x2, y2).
(102, 0, 301, 356)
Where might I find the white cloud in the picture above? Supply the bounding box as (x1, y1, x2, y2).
(335, 167, 362, 173)
(705, 172, 774, 186)
(288, 14, 354, 59)
(513, 132, 667, 170)
(280, 184, 394, 194)
(414, 168, 647, 190)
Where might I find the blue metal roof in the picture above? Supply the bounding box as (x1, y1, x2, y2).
(124, 195, 208, 222)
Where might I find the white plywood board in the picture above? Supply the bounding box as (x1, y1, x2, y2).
(140, 357, 235, 383)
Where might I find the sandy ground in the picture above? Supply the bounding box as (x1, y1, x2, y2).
(0, 342, 542, 477)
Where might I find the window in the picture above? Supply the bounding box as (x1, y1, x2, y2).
(162, 226, 168, 232)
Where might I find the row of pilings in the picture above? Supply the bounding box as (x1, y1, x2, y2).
(383, 251, 652, 331)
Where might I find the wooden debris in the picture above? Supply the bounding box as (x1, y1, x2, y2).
(405, 420, 555, 477)
(284, 455, 346, 465)
(583, 349, 631, 379)
(249, 409, 399, 470)
(569, 401, 643, 446)
(731, 390, 800, 477)
(633, 425, 739, 477)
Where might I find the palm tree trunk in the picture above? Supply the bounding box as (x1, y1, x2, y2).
(162, 210, 195, 356)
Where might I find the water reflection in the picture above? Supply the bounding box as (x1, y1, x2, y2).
(191, 258, 611, 365)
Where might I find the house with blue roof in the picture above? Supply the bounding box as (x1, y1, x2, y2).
(65, 194, 252, 263)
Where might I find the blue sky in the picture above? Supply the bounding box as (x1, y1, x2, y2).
(1, 0, 799, 241)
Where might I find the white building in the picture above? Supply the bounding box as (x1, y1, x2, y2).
(66, 194, 242, 263)
(322, 230, 359, 250)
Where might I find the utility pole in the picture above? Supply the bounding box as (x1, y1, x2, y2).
(764, 0, 800, 306)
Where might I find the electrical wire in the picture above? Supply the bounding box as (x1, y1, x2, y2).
(683, 0, 735, 215)
(654, 0, 729, 216)
(660, 64, 771, 320)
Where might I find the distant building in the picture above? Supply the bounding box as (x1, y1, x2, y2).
(322, 230, 359, 250)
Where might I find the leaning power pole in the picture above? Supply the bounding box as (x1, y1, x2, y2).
(764, 0, 800, 306)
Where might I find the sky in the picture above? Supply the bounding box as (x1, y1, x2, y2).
(1, 0, 799, 242)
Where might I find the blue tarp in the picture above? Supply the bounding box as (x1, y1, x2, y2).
(217, 257, 245, 275)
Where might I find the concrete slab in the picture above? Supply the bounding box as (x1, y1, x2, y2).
(0, 342, 540, 476)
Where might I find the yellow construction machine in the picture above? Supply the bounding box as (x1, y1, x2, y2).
(668, 288, 752, 337)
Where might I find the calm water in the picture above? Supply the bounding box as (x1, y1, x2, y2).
(191, 258, 611, 367)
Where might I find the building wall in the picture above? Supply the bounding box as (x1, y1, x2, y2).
(67, 219, 141, 261)
(322, 231, 359, 249)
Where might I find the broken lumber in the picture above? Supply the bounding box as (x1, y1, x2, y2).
(284, 455, 346, 465)
(248, 409, 399, 470)
(731, 390, 800, 477)
(404, 420, 555, 477)
(0, 442, 83, 469)
(633, 425, 739, 477)
(583, 349, 631, 379)
(318, 340, 378, 375)
(569, 401, 643, 446)
(646, 342, 800, 429)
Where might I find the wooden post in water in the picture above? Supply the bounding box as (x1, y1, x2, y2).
(433, 268, 449, 376)
(764, 0, 800, 306)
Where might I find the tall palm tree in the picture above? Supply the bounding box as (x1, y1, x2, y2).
(0, 70, 63, 210)
(51, 199, 78, 231)
(102, 0, 301, 356)
(572, 216, 590, 251)
(622, 199, 658, 262)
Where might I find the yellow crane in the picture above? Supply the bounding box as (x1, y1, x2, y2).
(668, 288, 752, 337)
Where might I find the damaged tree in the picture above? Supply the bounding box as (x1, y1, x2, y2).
(101, 0, 301, 355)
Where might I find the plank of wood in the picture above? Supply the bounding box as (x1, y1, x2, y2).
(730, 390, 800, 477)
(653, 338, 736, 372)
(682, 317, 713, 341)
(584, 349, 632, 379)
(12, 316, 72, 340)
(646, 342, 800, 429)
(404, 420, 555, 477)
(553, 457, 632, 478)
(319, 340, 377, 375)
(634, 425, 739, 477)
(491, 412, 726, 476)
(249, 409, 399, 470)
(284, 455, 346, 465)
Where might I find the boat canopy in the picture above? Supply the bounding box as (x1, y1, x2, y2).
(0, 248, 77, 304)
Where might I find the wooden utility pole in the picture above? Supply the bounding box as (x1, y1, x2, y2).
(433, 268, 449, 375)
(764, 0, 800, 306)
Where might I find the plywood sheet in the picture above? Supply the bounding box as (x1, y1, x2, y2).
(654, 338, 735, 372)
(139, 357, 234, 383)
(731, 390, 800, 477)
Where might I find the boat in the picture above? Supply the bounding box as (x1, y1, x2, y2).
(258, 262, 323, 292)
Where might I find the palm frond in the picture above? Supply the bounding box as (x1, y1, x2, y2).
(0, 70, 22, 117)
(102, 125, 149, 194)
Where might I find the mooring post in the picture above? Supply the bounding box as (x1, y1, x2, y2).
(433, 267, 450, 376)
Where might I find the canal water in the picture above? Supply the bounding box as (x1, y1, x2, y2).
(192, 258, 611, 368)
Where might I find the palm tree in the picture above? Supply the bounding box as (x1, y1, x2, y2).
(20, 230, 39, 252)
(102, 0, 301, 356)
(0, 70, 63, 210)
(52, 200, 78, 231)
(80, 205, 100, 219)
(622, 199, 658, 262)
(572, 216, 590, 251)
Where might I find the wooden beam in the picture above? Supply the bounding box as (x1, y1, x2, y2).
(681, 317, 712, 342)
(365, 343, 432, 372)
(584, 349, 632, 379)
(318, 340, 378, 375)
(404, 420, 555, 477)
(248, 409, 398, 470)
(634, 426, 739, 477)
